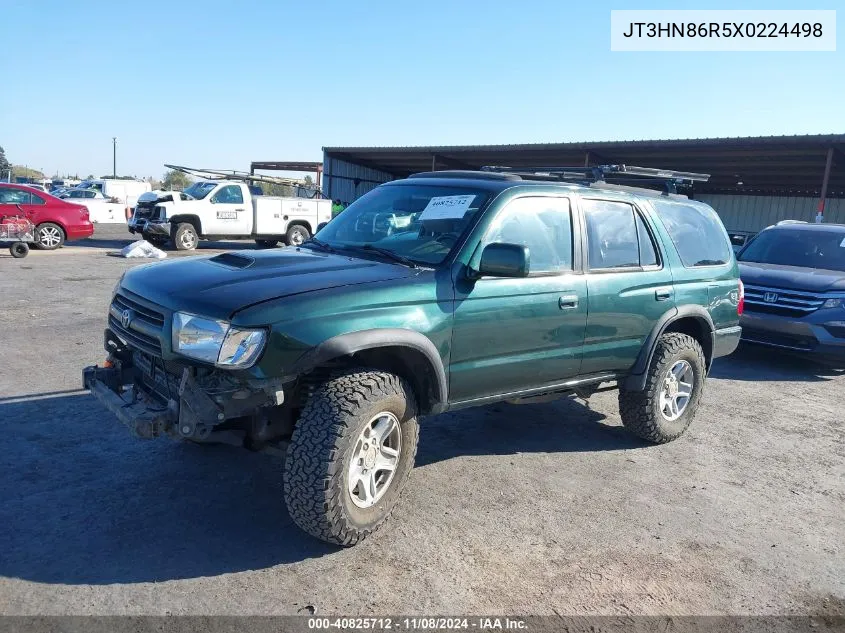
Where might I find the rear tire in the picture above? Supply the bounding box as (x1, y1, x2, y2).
(35, 223, 65, 250)
(171, 222, 198, 251)
(10, 242, 29, 258)
(283, 369, 418, 546)
(285, 224, 310, 246)
(618, 333, 706, 444)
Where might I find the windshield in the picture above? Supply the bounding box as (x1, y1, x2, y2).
(739, 228, 845, 272)
(311, 184, 491, 266)
(183, 181, 217, 199)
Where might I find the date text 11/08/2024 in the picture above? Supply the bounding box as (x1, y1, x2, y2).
(307, 617, 527, 630)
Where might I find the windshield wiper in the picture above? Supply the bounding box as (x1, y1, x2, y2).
(301, 237, 336, 253)
(355, 244, 418, 268)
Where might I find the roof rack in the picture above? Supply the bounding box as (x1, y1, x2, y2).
(480, 164, 710, 194)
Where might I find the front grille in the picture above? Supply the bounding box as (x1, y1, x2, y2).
(744, 284, 826, 318)
(134, 204, 165, 221)
(109, 291, 165, 357)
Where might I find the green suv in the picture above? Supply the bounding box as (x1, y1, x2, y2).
(83, 167, 742, 545)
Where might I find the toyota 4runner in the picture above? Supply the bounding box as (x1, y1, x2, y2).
(83, 166, 742, 545)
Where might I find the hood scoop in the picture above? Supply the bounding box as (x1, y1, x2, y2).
(210, 253, 255, 269)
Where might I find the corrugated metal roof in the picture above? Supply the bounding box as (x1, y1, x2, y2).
(324, 133, 845, 153)
(322, 133, 845, 196)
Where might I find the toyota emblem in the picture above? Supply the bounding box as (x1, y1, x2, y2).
(121, 309, 134, 329)
(764, 292, 778, 303)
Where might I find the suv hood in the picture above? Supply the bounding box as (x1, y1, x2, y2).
(121, 248, 419, 320)
(739, 261, 845, 293)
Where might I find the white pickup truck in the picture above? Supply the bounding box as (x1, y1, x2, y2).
(128, 180, 332, 250)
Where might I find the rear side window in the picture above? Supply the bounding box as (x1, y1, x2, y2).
(583, 199, 659, 270)
(0, 188, 32, 204)
(652, 200, 732, 267)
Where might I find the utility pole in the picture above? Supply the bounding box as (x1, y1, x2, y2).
(112, 137, 117, 178)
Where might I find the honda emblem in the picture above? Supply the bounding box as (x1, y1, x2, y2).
(764, 292, 778, 303)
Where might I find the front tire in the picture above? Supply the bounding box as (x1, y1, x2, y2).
(283, 370, 418, 546)
(618, 333, 706, 444)
(171, 222, 198, 251)
(35, 222, 65, 250)
(285, 224, 310, 246)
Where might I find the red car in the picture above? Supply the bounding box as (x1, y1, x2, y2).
(0, 183, 94, 249)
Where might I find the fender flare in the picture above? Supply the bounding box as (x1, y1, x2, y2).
(624, 305, 715, 392)
(290, 328, 448, 414)
(169, 214, 203, 235)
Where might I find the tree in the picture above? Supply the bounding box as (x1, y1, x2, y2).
(11, 165, 45, 180)
(303, 175, 314, 186)
(258, 182, 293, 197)
(162, 169, 193, 191)
(0, 146, 10, 178)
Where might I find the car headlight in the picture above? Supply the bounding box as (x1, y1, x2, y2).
(822, 298, 844, 309)
(172, 312, 267, 368)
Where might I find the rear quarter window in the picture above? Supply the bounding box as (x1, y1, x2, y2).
(651, 199, 732, 267)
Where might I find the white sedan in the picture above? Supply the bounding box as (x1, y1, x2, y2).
(57, 188, 127, 223)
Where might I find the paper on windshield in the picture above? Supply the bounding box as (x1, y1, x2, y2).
(419, 195, 475, 221)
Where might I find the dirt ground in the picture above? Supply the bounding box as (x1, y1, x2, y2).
(0, 225, 843, 616)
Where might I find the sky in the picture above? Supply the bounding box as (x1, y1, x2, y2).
(1, 0, 842, 180)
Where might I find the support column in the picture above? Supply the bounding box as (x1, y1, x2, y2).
(817, 147, 834, 222)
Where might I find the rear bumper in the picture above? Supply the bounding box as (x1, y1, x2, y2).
(740, 311, 845, 360)
(712, 325, 742, 359)
(66, 221, 94, 240)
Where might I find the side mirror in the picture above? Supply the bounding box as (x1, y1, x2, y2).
(477, 243, 530, 278)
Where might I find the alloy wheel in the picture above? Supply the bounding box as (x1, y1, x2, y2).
(347, 412, 402, 508)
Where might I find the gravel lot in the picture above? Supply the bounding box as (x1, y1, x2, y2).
(1, 225, 843, 616)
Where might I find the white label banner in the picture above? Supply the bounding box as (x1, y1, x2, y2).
(419, 195, 476, 220)
(611, 10, 836, 51)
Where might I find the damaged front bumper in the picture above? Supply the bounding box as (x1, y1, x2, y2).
(83, 329, 288, 444)
(127, 218, 171, 238)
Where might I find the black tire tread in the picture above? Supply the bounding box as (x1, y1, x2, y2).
(283, 369, 418, 546)
(619, 332, 705, 444)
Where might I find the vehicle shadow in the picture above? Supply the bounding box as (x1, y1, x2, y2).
(709, 344, 844, 383)
(0, 391, 640, 585)
(0, 392, 332, 585)
(416, 395, 645, 467)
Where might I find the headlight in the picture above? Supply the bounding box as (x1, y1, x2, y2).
(172, 312, 266, 368)
(822, 298, 844, 309)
